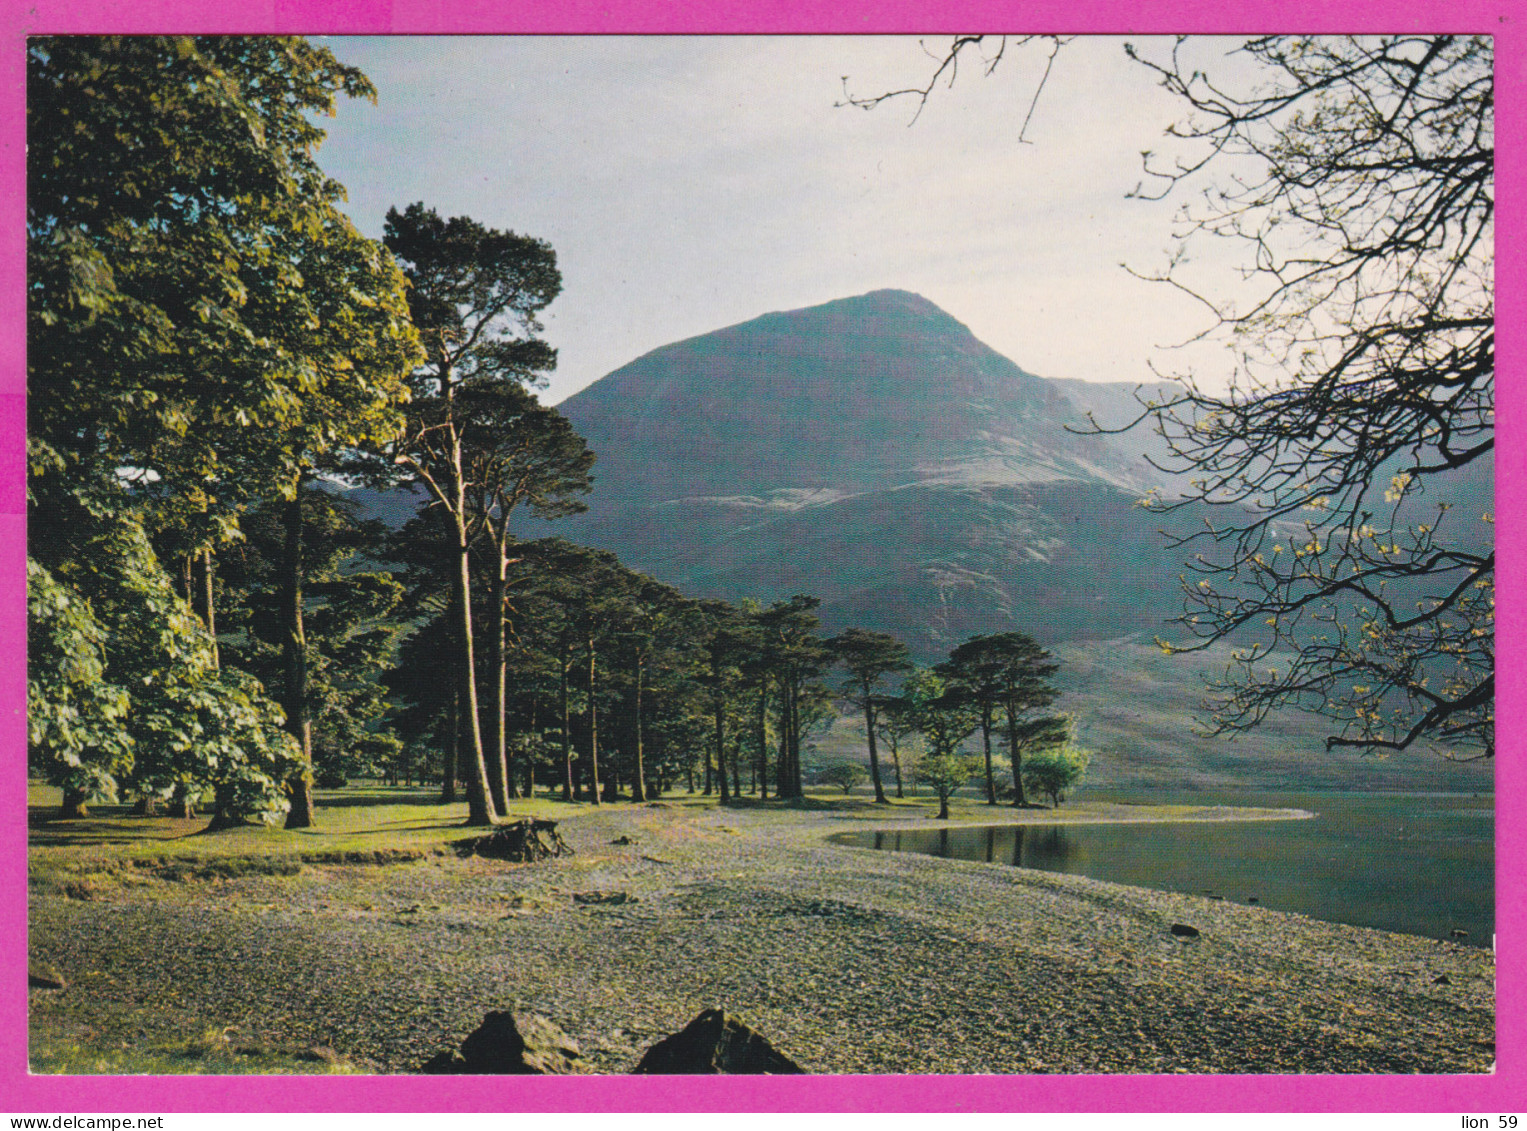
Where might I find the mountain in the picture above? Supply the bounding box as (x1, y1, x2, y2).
(543, 289, 1197, 655)
(343, 287, 1490, 788)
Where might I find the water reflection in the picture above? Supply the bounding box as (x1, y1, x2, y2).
(872, 824, 1083, 870)
(840, 792, 1494, 946)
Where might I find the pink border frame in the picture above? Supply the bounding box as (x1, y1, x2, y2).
(3, 0, 1518, 1113)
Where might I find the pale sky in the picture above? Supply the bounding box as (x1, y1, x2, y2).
(317, 35, 1256, 404)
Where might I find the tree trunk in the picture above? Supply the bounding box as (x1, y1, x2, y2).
(713, 658, 730, 805)
(281, 491, 316, 830)
(982, 703, 996, 805)
(757, 681, 769, 800)
(60, 786, 88, 819)
(524, 695, 538, 799)
(487, 571, 513, 812)
(938, 792, 951, 821)
(786, 670, 804, 798)
(863, 681, 888, 804)
(559, 644, 574, 801)
(199, 548, 219, 669)
(131, 795, 158, 816)
(452, 519, 495, 826)
(584, 634, 602, 805)
(889, 733, 904, 798)
(1006, 697, 1028, 807)
(630, 655, 647, 802)
(169, 784, 196, 820)
(441, 689, 459, 804)
(776, 681, 793, 799)
(730, 736, 741, 797)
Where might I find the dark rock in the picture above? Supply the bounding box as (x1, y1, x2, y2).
(28, 962, 65, 990)
(453, 819, 572, 863)
(611, 835, 638, 846)
(1433, 975, 1452, 985)
(420, 1011, 581, 1075)
(573, 890, 638, 906)
(1169, 924, 1200, 939)
(1247, 896, 1259, 904)
(632, 1009, 805, 1074)
(1450, 929, 1469, 938)
(1209, 895, 1225, 901)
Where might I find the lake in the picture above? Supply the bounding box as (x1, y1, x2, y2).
(831, 791, 1494, 947)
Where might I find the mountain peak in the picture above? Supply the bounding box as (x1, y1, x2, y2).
(555, 288, 1153, 510)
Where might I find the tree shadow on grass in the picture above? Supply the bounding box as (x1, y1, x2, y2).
(313, 789, 446, 809)
(27, 804, 211, 847)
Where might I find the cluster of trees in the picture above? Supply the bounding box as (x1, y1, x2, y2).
(28, 35, 1079, 829)
(28, 37, 422, 826)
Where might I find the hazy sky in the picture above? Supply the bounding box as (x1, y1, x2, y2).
(317, 35, 1255, 404)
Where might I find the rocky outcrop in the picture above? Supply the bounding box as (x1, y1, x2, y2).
(420, 1011, 582, 1074)
(632, 1009, 805, 1074)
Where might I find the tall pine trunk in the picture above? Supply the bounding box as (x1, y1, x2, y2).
(441, 688, 459, 803)
(1007, 696, 1028, 807)
(451, 516, 496, 825)
(524, 696, 538, 799)
(281, 491, 316, 830)
(757, 680, 769, 800)
(584, 634, 602, 805)
(786, 669, 804, 798)
(630, 655, 647, 802)
(713, 655, 730, 804)
(487, 571, 514, 811)
(863, 679, 888, 804)
(559, 643, 574, 801)
(981, 703, 997, 804)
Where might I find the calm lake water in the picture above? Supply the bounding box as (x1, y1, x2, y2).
(832, 791, 1494, 947)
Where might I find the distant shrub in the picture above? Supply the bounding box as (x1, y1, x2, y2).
(1021, 746, 1090, 808)
(819, 763, 868, 795)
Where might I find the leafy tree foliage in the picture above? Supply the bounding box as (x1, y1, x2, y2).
(819, 763, 868, 795)
(918, 753, 981, 821)
(30, 497, 300, 822)
(1021, 744, 1090, 808)
(27, 559, 133, 813)
(935, 634, 1059, 807)
(906, 668, 980, 759)
(875, 692, 922, 798)
(829, 628, 912, 804)
(1116, 36, 1494, 762)
(28, 36, 417, 826)
(220, 489, 406, 790)
(755, 596, 832, 800)
(29, 36, 416, 510)
(937, 637, 1008, 805)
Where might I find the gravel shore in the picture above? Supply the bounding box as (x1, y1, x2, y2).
(28, 800, 1495, 1074)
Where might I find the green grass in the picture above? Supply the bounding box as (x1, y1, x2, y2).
(27, 781, 610, 895)
(29, 1027, 362, 1075)
(27, 779, 1288, 903)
